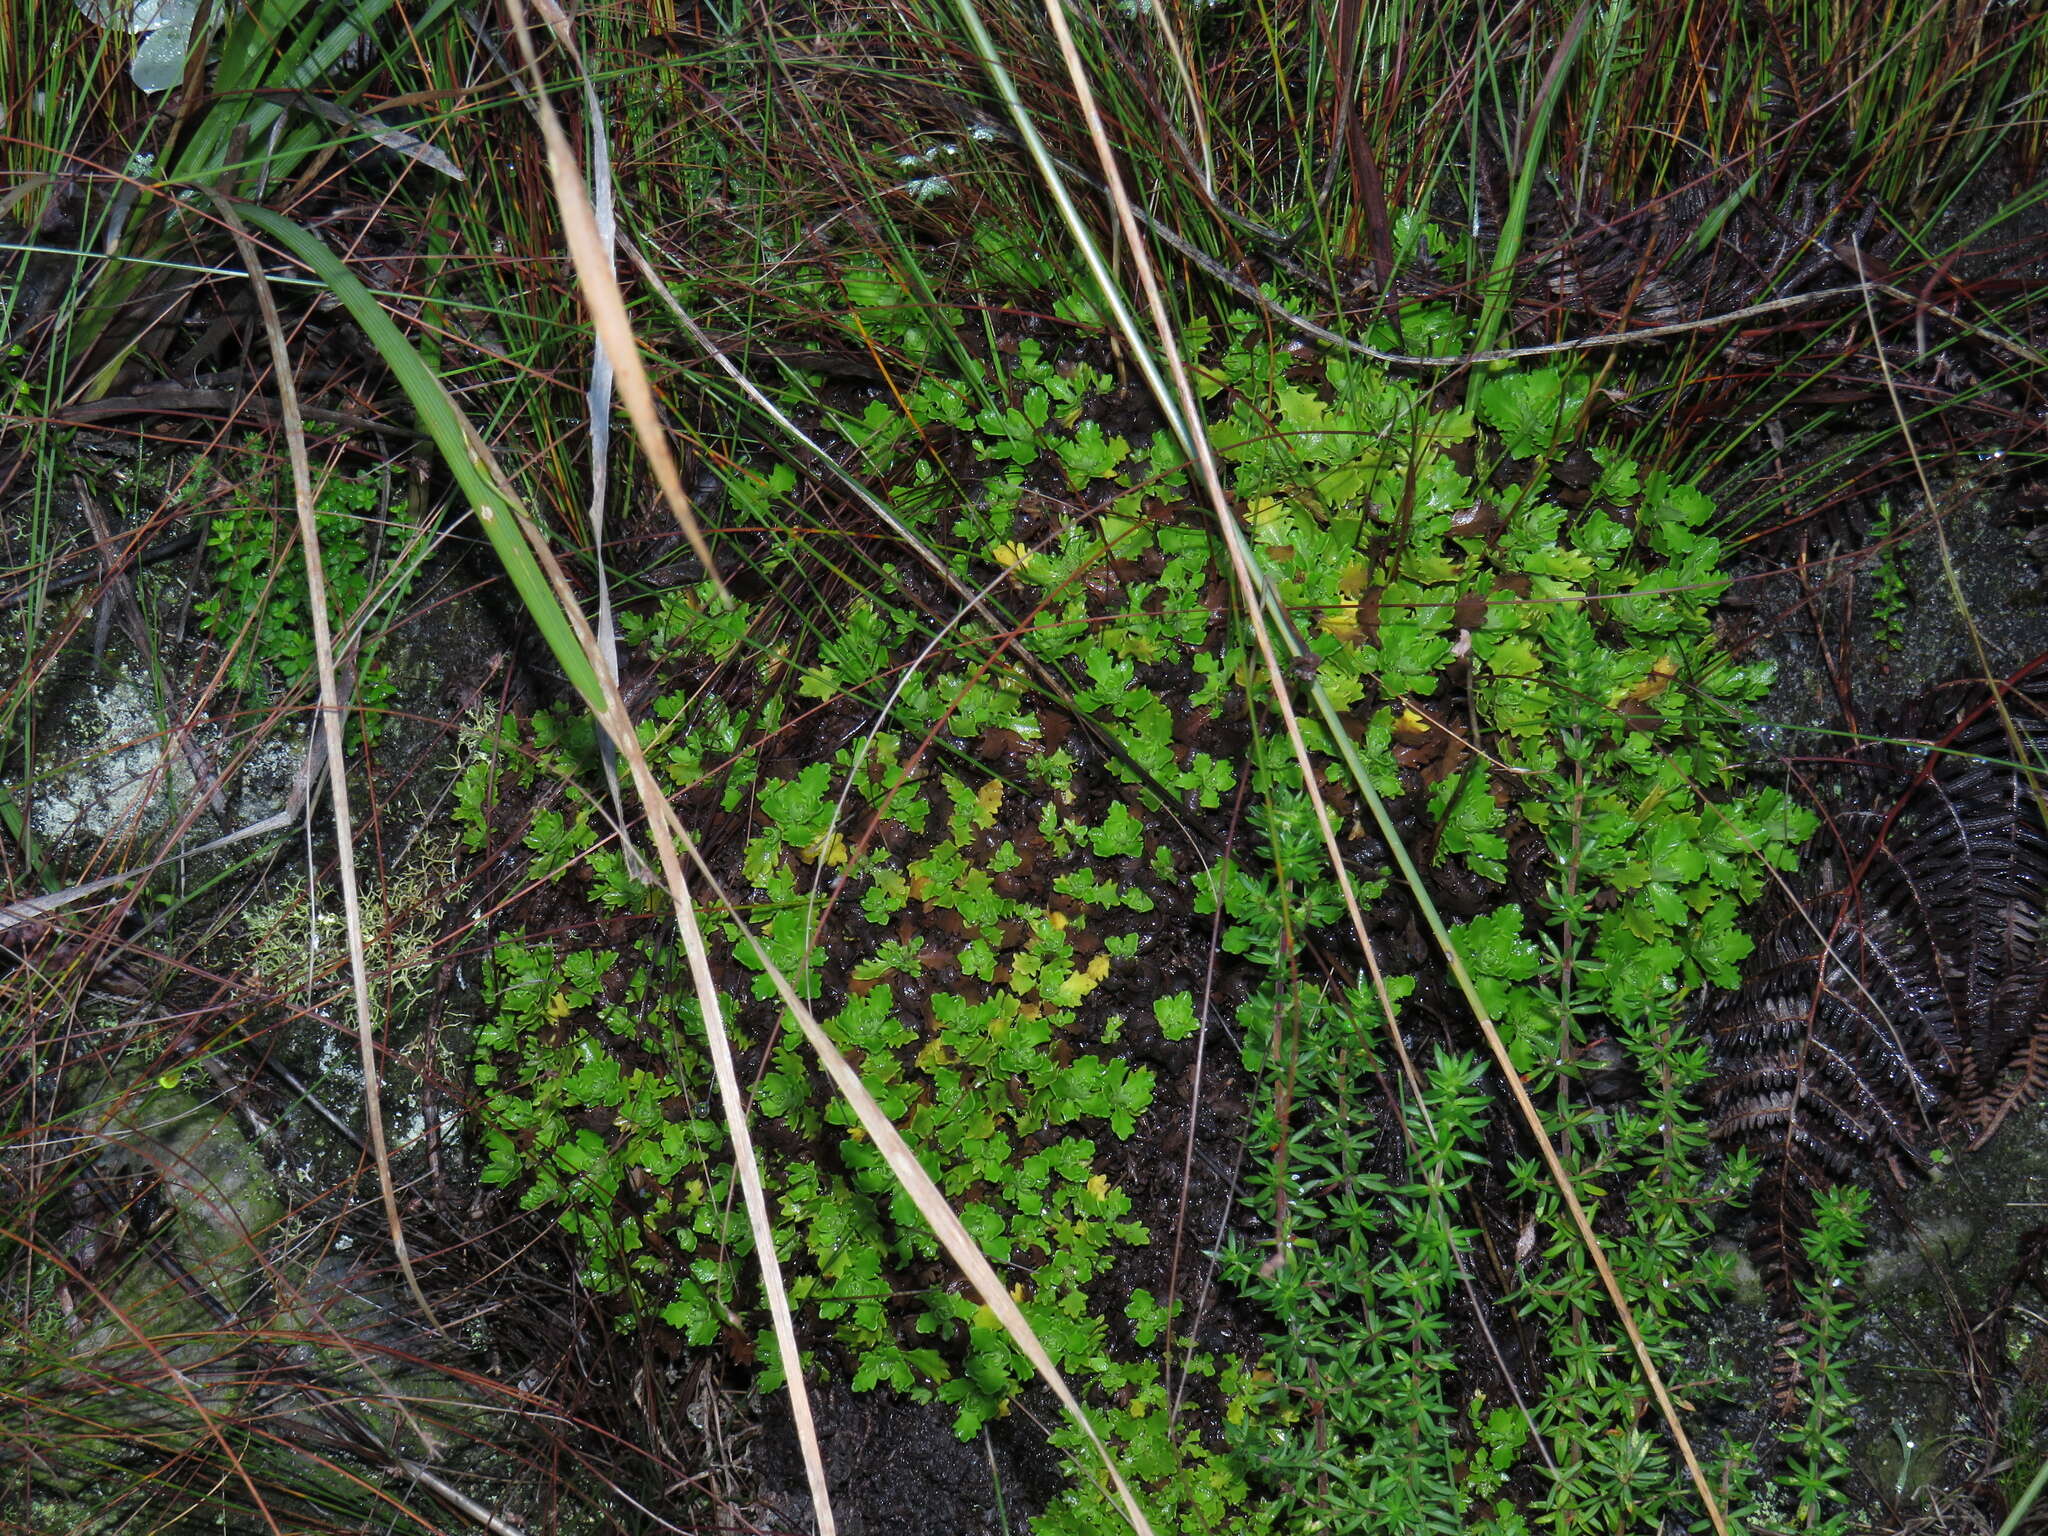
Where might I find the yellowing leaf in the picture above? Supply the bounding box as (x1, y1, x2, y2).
(1086, 1173, 1110, 1201)
(1246, 496, 1290, 531)
(801, 831, 849, 866)
(976, 779, 1005, 819)
(1056, 953, 1114, 1004)
(545, 991, 573, 1019)
(1619, 654, 1680, 705)
(1320, 607, 1363, 643)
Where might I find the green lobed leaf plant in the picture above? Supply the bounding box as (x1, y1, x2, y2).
(1863, 498, 1911, 651)
(471, 223, 1822, 1531)
(467, 658, 1173, 1441)
(196, 435, 420, 747)
(1166, 283, 1816, 1532)
(1181, 290, 1819, 1529)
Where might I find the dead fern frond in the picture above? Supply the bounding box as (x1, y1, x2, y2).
(1707, 673, 2048, 1303)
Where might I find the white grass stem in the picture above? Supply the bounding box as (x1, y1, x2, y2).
(504, 0, 727, 604)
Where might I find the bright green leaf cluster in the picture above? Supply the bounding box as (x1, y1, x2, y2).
(466, 244, 1826, 1535)
(196, 434, 417, 746)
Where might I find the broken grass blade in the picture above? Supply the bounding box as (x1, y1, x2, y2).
(503, 0, 727, 604)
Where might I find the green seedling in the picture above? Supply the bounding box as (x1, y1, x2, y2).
(197, 435, 419, 749)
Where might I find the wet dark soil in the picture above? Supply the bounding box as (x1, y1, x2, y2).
(756, 1382, 1071, 1536)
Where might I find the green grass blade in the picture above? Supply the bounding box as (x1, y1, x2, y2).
(1997, 1455, 2048, 1536)
(1468, 1, 1594, 371)
(226, 201, 607, 712)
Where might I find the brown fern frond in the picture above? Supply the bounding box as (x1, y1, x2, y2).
(1971, 1032, 2048, 1148)
(1706, 673, 2048, 1307)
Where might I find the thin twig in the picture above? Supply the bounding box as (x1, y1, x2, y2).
(1856, 243, 2048, 831)
(0, 732, 326, 938)
(961, 106, 2048, 374)
(75, 478, 232, 820)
